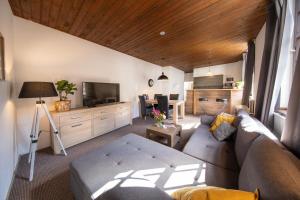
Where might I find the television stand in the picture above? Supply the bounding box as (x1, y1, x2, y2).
(50, 102, 132, 154)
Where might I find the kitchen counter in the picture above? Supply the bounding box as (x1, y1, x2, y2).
(185, 89, 243, 115)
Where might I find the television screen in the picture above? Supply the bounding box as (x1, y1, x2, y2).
(82, 82, 120, 107)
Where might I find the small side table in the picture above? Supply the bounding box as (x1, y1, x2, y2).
(146, 124, 182, 147)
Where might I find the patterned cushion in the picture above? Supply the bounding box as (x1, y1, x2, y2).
(214, 122, 236, 141)
(210, 113, 236, 132)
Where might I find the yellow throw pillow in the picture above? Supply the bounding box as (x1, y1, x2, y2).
(172, 186, 259, 200)
(210, 113, 236, 132)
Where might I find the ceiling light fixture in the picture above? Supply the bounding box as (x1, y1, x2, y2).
(160, 31, 166, 36)
(158, 72, 168, 80)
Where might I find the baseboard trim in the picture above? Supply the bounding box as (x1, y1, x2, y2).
(6, 155, 20, 200)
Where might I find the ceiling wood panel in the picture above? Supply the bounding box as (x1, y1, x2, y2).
(9, 0, 270, 72)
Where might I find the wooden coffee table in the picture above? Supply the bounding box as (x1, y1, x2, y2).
(146, 124, 182, 147)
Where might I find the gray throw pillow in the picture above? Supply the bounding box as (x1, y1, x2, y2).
(214, 122, 236, 141)
(200, 115, 216, 126)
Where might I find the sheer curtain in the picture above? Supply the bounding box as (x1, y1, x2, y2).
(281, 0, 299, 158)
(255, 0, 291, 128)
(281, 52, 300, 157)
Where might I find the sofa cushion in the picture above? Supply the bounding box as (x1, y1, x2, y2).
(97, 186, 173, 200)
(214, 122, 236, 141)
(237, 109, 250, 118)
(239, 135, 300, 200)
(183, 125, 238, 171)
(172, 186, 259, 200)
(235, 114, 281, 167)
(70, 133, 238, 200)
(235, 125, 260, 167)
(252, 117, 279, 143)
(210, 113, 236, 132)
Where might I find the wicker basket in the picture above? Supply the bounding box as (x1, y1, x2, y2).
(55, 100, 71, 112)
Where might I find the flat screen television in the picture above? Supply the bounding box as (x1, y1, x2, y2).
(82, 82, 120, 107)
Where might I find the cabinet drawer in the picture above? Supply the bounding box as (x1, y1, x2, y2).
(116, 105, 130, 113)
(93, 108, 114, 118)
(60, 120, 92, 147)
(60, 112, 92, 126)
(115, 113, 130, 128)
(93, 116, 115, 136)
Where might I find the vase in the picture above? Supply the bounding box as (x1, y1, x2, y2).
(55, 100, 71, 112)
(155, 121, 163, 128)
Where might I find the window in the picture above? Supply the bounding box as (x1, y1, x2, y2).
(275, 0, 296, 116)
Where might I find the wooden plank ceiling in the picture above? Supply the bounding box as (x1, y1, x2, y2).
(9, 0, 270, 72)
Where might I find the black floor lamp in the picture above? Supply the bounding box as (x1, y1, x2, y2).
(18, 82, 67, 181)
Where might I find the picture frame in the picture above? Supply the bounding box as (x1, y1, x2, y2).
(0, 33, 5, 80)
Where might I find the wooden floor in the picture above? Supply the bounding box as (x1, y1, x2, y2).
(8, 116, 200, 200)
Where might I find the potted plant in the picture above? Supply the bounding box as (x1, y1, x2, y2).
(152, 108, 166, 127)
(55, 80, 77, 112)
(235, 81, 244, 89)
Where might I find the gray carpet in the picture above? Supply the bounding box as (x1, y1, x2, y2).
(8, 117, 196, 200)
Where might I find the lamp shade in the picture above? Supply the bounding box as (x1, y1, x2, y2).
(158, 72, 168, 80)
(18, 82, 58, 98)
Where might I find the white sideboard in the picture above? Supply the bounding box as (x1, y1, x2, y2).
(51, 102, 132, 154)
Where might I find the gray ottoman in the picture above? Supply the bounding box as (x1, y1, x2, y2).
(70, 133, 237, 200)
(96, 186, 173, 200)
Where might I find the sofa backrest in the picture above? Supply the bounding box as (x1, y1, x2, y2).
(235, 110, 280, 167)
(235, 111, 260, 167)
(239, 135, 300, 200)
(235, 125, 260, 167)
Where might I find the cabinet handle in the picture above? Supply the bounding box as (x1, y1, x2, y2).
(71, 116, 81, 119)
(101, 117, 108, 120)
(71, 123, 82, 128)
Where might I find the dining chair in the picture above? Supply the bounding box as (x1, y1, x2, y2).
(157, 95, 173, 119)
(139, 95, 153, 120)
(154, 94, 163, 100)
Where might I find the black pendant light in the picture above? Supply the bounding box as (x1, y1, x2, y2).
(158, 72, 168, 80)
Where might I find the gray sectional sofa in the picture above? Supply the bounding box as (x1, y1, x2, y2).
(183, 110, 300, 200)
(70, 110, 300, 200)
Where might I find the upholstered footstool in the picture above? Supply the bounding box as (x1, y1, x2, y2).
(70, 133, 238, 200)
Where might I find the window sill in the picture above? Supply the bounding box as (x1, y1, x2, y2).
(275, 109, 287, 117)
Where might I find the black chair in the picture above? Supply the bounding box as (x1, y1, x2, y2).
(142, 94, 149, 100)
(153, 94, 162, 109)
(169, 94, 179, 100)
(157, 95, 173, 119)
(154, 94, 163, 100)
(139, 95, 153, 119)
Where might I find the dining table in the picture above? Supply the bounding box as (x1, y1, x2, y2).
(145, 99, 185, 124)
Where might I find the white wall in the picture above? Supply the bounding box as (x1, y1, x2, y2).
(193, 61, 243, 83)
(162, 66, 184, 100)
(254, 23, 266, 100)
(0, 0, 17, 199)
(13, 17, 184, 154)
